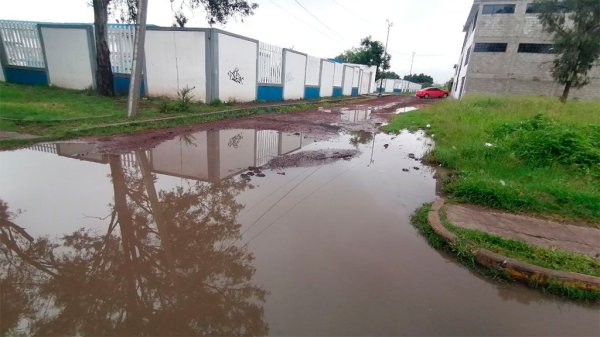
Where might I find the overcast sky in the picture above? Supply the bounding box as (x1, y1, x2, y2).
(0, 0, 474, 83)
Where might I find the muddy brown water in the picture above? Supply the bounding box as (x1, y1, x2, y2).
(1, 98, 599, 336)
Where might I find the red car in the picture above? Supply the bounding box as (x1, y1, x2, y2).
(416, 87, 449, 99)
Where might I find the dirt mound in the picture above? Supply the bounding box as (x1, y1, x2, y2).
(266, 149, 360, 168)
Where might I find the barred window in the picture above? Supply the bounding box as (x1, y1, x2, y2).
(526, 2, 571, 14)
(518, 43, 556, 54)
(482, 4, 516, 14)
(474, 43, 508, 52)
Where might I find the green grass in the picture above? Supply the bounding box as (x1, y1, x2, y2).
(411, 204, 600, 301)
(0, 83, 366, 149)
(385, 95, 600, 224)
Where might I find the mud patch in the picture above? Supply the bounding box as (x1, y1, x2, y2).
(266, 149, 360, 169)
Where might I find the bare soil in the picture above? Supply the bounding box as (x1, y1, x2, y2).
(89, 95, 429, 154)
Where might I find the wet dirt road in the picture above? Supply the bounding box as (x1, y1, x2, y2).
(0, 95, 598, 336)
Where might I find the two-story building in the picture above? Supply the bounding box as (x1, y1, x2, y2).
(452, 0, 600, 99)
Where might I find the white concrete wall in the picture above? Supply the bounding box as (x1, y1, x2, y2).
(319, 60, 335, 97)
(333, 62, 344, 87)
(283, 50, 306, 100)
(305, 55, 320, 86)
(359, 71, 371, 94)
(385, 79, 394, 92)
(41, 27, 94, 89)
(145, 30, 207, 101)
(342, 65, 354, 95)
(218, 33, 257, 102)
(352, 67, 360, 87)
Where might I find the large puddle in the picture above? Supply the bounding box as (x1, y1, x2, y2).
(1, 127, 598, 336)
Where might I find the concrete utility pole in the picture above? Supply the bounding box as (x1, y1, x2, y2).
(127, 0, 148, 118)
(378, 19, 393, 96)
(404, 51, 415, 92)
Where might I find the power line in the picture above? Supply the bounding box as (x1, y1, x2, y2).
(292, 0, 346, 40)
(267, 0, 336, 40)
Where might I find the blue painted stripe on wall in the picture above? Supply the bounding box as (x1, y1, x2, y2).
(332, 87, 343, 97)
(304, 86, 320, 99)
(113, 75, 146, 96)
(4, 67, 48, 86)
(257, 85, 283, 102)
(393, 88, 401, 93)
(351, 87, 359, 96)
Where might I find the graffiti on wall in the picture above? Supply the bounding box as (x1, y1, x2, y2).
(228, 67, 244, 84)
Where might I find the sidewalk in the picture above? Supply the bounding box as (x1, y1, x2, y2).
(445, 204, 600, 259)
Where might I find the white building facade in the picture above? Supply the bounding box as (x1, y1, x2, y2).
(452, 0, 600, 99)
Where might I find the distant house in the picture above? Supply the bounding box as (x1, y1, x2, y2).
(451, 0, 600, 99)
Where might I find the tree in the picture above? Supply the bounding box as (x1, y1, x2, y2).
(91, 0, 258, 97)
(534, 0, 600, 102)
(0, 152, 268, 336)
(404, 73, 434, 88)
(379, 71, 400, 79)
(336, 36, 391, 80)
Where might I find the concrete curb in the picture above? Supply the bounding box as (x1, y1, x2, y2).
(427, 198, 600, 292)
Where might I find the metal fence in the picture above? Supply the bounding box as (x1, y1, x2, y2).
(0, 21, 45, 68)
(258, 42, 282, 84)
(107, 24, 135, 74)
(255, 130, 279, 167)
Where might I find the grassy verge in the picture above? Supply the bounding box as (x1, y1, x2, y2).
(384, 95, 600, 224)
(0, 83, 367, 149)
(412, 204, 600, 301)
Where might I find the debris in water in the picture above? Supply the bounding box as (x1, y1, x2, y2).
(277, 172, 286, 175)
(240, 174, 251, 180)
(246, 171, 255, 176)
(413, 167, 420, 170)
(384, 144, 389, 149)
(402, 168, 410, 172)
(408, 153, 416, 159)
(256, 173, 266, 177)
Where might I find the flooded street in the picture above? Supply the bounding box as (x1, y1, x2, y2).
(1, 96, 598, 336)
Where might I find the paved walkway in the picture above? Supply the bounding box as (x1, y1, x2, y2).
(445, 204, 600, 259)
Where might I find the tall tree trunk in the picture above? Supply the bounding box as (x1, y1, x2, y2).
(93, 0, 115, 97)
(560, 80, 571, 103)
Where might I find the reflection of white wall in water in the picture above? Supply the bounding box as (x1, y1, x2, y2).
(219, 129, 256, 177)
(320, 60, 334, 97)
(283, 50, 306, 100)
(150, 132, 209, 180)
(342, 66, 354, 95)
(280, 132, 303, 155)
(0, 65, 4, 81)
(41, 27, 94, 89)
(218, 33, 258, 102)
(145, 30, 207, 101)
(341, 109, 371, 122)
(333, 62, 344, 87)
(255, 130, 279, 167)
(305, 55, 320, 86)
(56, 143, 106, 163)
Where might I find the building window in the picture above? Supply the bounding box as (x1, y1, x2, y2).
(464, 47, 471, 65)
(526, 2, 571, 14)
(518, 43, 556, 54)
(474, 43, 508, 52)
(482, 4, 516, 14)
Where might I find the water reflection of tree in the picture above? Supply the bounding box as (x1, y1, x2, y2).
(349, 130, 374, 148)
(0, 151, 267, 336)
